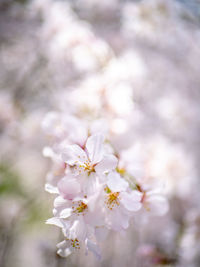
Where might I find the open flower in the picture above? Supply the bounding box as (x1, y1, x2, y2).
(47, 197, 103, 259)
(62, 133, 118, 179)
(57, 236, 101, 260)
(103, 172, 142, 231)
(56, 218, 101, 259)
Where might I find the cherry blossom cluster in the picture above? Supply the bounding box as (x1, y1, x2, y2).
(43, 114, 169, 260)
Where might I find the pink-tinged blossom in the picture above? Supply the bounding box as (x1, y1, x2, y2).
(56, 218, 100, 258)
(106, 172, 142, 212)
(57, 176, 81, 200)
(52, 188, 104, 227)
(62, 134, 118, 178)
(103, 172, 142, 231)
(44, 127, 169, 259)
(47, 202, 102, 259)
(57, 237, 101, 260)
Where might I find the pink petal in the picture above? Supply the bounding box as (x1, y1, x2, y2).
(58, 177, 81, 200)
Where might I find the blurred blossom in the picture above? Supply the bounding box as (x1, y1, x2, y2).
(0, 0, 200, 266)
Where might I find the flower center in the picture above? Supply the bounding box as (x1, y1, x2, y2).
(68, 238, 80, 249)
(104, 187, 120, 210)
(78, 159, 95, 175)
(72, 201, 88, 215)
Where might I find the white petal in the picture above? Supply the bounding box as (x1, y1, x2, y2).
(107, 172, 128, 192)
(69, 218, 87, 240)
(54, 196, 69, 209)
(45, 183, 59, 194)
(120, 191, 142, 211)
(62, 145, 87, 165)
(87, 188, 101, 212)
(60, 208, 72, 219)
(108, 209, 129, 231)
(57, 247, 72, 257)
(58, 177, 81, 200)
(95, 154, 118, 175)
(57, 240, 68, 249)
(46, 217, 63, 228)
(57, 240, 72, 257)
(82, 173, 99, 195)
(86, 134, 104, 164)
(85, 239, 101, 260)
(53, 196, 70, 216)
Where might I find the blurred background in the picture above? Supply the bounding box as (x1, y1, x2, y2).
(1, 0, 200, 266)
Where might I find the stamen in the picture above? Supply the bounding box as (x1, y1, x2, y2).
(66, 238, 80, 249)
(78, 160, 95, 175)
(72, 201, 88, 215)
(105, 187, 120, 210)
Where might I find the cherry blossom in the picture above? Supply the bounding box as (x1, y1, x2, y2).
(44, 121, 169, 259)
(62, 133, 118, 179)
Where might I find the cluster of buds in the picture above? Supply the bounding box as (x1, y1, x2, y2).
(43, 113, 169, 260)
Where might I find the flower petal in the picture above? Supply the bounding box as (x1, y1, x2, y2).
(95, 154, 118, 175)
(82, 173, 99, 195)
(54, 196, 68, 209)
(85, 239, 101, 260)
(108, 209, 129, 231)
(86, 134, 104, 164)
(53, 196, 70, 216)
(69, 218, 87, 240)
(46, 217, 63, 228)
(120, 191, 142, 211)
(107, 172, 128, 192)
(57, 240, 72, 257)
(62, 145, 87, 165)
(58, 176, 81, 200)
(45, 183, 59, 194)
(60, 208, 72, 218)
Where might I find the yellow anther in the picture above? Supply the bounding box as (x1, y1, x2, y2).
(79, 160, 95, 175)
(76, 202, 88, 213)
(69, 238, 80, 249)
(72, 201, 88, 215)
(105, 190, 120, 210)
(116, 167, 126, 176)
